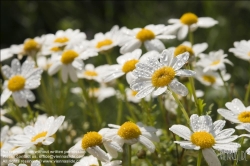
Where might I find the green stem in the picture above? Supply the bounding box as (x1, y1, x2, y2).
(197, 150, 202, 166)
(158, 96, 169, 133)
(172, 92, 190, 125)
(188, 27, 194, 46)
(128, 145, 132, 166)
(244, 81, 250, 105)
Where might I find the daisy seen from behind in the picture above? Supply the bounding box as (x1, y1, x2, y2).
(169, 114, 240, 166)
(168, 12, 218, 40)
(1, 59, 43, 107)
(229, 40, 250, 61)
(218, 98, 250, 129)
(9, 116, 65, 154)
(130, 48, 196, 99)
(68, 129, 123, 162)
(104, 121, 159, 153)
(120, 24, 175, 54)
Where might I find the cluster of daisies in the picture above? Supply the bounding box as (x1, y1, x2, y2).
(1, 12, 250, 166)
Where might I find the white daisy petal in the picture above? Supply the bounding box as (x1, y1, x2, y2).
(61, 65, 69, 83)
(177, 26, 188, 40)
(43, 137, 55, 145)
(169, 79, 188, 96)
(225, 98, 245, 114)
(48, 61, 61, 75)
(1, 89, 12, 105)
(174, 141, 200, 150)
(23, 89, 35, 102)
(217, 108, 240, 123)
(69, 65, 78, 82)
(193, 43, 208, 55)
(0, 48, 13, 62)
(202, 148, 221, 166)
(215, 136, 238, 143)
(144, 39, 165, 52)
(11, 59, 21, 74)
(49, 116, 65, 135)
(215, 128, 235, 140)
(213, 143, 240, 153)
(135, 85, 155, 99)
(213, 120, 226, 135)
(153, 87, 167, 96)
(1, 65, 13, 79)
(103, 141, 122, 158)
(197, 17, 218, 28)
(12, 91, 27, 107)
(87, 146, 109, 162)
(68, 142, 86, 158)
(176, 69, 196, 77)
(138, 135, 155, 153)
(172, 52, 189, 70)
(169, 125, 192, 140)
(24, 126, 36, 136)
(120, 39, 141, 54)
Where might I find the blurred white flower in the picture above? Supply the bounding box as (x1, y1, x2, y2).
(168, 12, 218, 40)
(229, 40, 250, 61)
(0, 109, 12, 124)
(88, 85, 116, 103)
(1, 59, 43, 107)
(170, 114, 240, 166)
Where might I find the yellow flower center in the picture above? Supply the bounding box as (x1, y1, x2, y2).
(131, 90, 138, 96)
(151, 67, 176, 87)
(84, 70, 98, 77)
(61, 50, 79, 64)
(238, 111, 250, 123)
(180, 13, 198, 25)
(202, 75, 216, 84)
(31, 131, 48, 142)
(122, 59, 139, 73)
(81, 132, 102, 150)
(136, 28, 155, 42)
(23, 39, 39, 52)
(8, 75, 26, 92)
(174, 45, 194, 57)
(0, 142, 3, 148)
(96, 39, 113, 49)
(117, 121, 141, 139)
(211, 60, 220, 66)
(54, 37, 69, 43)
(50, 47, 61, 52)
(191, 131, 215, 149)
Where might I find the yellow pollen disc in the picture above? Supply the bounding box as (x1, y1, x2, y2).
(211, 60, 220, 66)
(61, 50, 79, 64)
(122, 59, 139, 73)
(0, 142, 3, 148)
(81, 132, 102, 150)
(84, 70, 98, 77)
(131, 90, 138, 96)
(202, 75, 216, 84)
(23, 39, 39, 52)
(50, 47, 61, 52)
(238, 111, 250, 123)
(136, 28, 155, 42)
(174, 45, 194, 57)
(151, 67, 176, 87)
(180, 13, 198, 25)
(191, 131, 215, 149)
(8, 75, 26, 92)
(117, 121, 141, 139)
(96, 39, 113, 48)
(54, 37, 69, 43)
(31, 131, 48, 142)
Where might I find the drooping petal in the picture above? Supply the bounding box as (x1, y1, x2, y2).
(138, 135, 155, 153)
(174, 141, 200, 150)
(177, 26, 188, 40)
(68, 142, 86, 158)
(135, 85, 155, 99)
(61, 65, 69, 83)
(144, 39, 165, 52)
(169, 125, 192, 140)
(12, 91, 27, 107)
(48, 61, 61, 76)
(169, 79, 188, 96)
(68, 65, 78, 82)
(202, 148, 221, 166)
(0, 88, 12, 105)
(43, 137, 55, 145)
(23, 89, 35, 102)
(153, 87, 167, 96)
(87, 146, 109, 162)
(120, 39, 141, 54)
(175, 69, 196, 77)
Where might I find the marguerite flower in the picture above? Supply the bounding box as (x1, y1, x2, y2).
(90, 25, 122, 52)
(218, 98, 250, 129)
(229, 40, 250, 61)
(105, 121, 159, 153)
(239, 124, 250, 155)
(196, 50, 233, 72)
(48, 47, 97, 83)
(8, 160, 41, 166)
(1, 59, 43, 107)
(168, 12, 218, 40)
(68, 130, 123, 162)
(74, 155, 122, 166)
(169, 114, 240, 166)
(120, 24, 175, 54)
(130, 48, 196, 99)
(9, 116, 65, 154)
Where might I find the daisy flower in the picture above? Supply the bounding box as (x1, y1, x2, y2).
(8, 160, 41, 166)
(48, 47, 97, 83)
(105, 121, 159, 153)
(196, 50, 233, 72)
(172, 41, 208, 61)
(74, 155, 122, 166)
(168, 12, 218, 40)
(0, 109, 13, 124)
(88, 85, 116, 102)
(90, 25, 122, 52)
(119, 24, 175, 54)
(218, 98, 250, 129)
(169, 114, 240, 166)
(1, 59, 43, 107)
(9, 116, 65, 154)
(195, 67, 230, 88)
(239, 124, 250, 155)
(130, 48, 196, 99)
(77, 64, 109, 83)
(68, 130, 123, 162)
(229, 40, 250, 61)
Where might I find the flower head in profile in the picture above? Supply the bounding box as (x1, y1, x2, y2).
(105, 121, 159, 153)
(170, 114, 240, 166)
(9, 116, 65, 154)
(1, 59, 43, 107)
(68, 130, 123, 162)
(119, 24, 175, 54)
(130, 48, 195, 99)
(74, 155, 122, 166)
(196, 50, 233, 72)
(91, 25, 122, 52)
(218, 98, 250, 129)
(168, 12, 218, 40)
(48, 47, 97, 83)
(229, 40, 250, 61)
